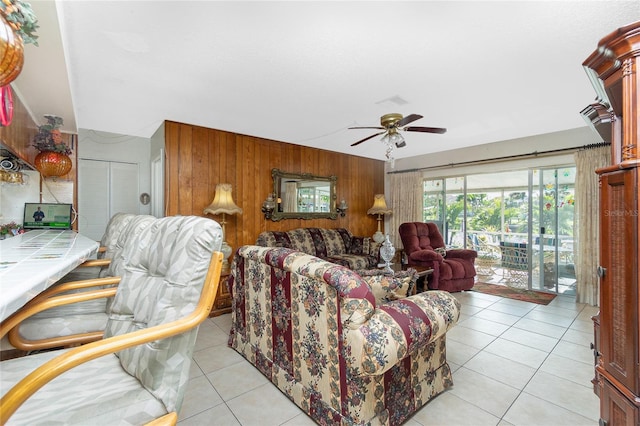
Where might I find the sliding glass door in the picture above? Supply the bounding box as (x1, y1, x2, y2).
(422, 166, 576, 294)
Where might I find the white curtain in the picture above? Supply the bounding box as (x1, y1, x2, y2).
(389, 171, 423, 249)
(574, 146, 610, 306)
(283, 182, 297, 212)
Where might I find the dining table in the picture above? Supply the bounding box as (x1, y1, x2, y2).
(0, 230, 99, 322)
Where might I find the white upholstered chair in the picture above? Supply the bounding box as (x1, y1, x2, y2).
(4, 215, 156, 351)
(0, 215, 223, 425)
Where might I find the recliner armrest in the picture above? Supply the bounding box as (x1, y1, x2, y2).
(409, 249, 443, 263)
(446, 249, 478, 260)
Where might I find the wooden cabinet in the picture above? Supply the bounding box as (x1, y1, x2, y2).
(209, 270, 231, 317)
(583, 20, 640, 426)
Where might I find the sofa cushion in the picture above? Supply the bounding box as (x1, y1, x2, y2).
(360, 270, 416, 305)
(256, 228, 378, 269)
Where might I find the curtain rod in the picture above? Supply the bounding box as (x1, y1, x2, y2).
(387, 142, 610, 174)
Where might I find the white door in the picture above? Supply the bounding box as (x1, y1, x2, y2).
(78, 159, 139, 241)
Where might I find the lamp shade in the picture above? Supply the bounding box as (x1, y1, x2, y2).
(367, 194, 392, 216)
(203, 183, 243, 216)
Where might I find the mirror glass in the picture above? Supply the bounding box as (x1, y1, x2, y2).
(271, 168, 337, 221)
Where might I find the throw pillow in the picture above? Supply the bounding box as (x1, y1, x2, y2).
(359, 270, 416, 305)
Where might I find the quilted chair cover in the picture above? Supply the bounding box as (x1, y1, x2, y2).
(399, 222, 478, 292)
(14, 215, 156, 343)
(0, 216, 223, 425)
(228, 245, 460, 426)
(256, 227, 380, 269)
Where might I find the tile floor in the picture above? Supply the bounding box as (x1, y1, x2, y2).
(179, 290, 600, 426)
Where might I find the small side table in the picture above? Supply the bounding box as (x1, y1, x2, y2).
(209, 268, 231, 317)
(387, 263, 433, 294)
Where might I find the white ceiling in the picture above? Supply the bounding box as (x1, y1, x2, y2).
(13, 1, 640, 162)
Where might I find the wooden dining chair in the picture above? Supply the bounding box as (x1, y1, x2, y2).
(2, 215, 156, 352)
(0, 215, 224, 426)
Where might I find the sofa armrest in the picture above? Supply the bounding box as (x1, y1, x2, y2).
(344, 290, 460, 376)
(409, 249, 443, 263)
(446, 248, 478, 260)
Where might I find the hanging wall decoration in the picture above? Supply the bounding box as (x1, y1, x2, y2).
(32, 115, 73, 178)
(0, 0, 39, 86)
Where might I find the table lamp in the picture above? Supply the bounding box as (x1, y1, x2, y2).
(203, 183, 243, 269)
(367, 194, 392, 243)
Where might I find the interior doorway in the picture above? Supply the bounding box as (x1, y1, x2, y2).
(78, 159, 140, 241)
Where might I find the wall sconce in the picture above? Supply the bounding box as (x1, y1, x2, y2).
(203, 183, 243, 270)
(336, 199, 348, 217)
(367, 194, 392, 243)
(262, 193, 276, 220)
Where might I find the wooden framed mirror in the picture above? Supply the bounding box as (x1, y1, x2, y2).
(270, 168, 337, 221)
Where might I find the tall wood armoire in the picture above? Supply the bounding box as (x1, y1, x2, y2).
(583, 21, 640, 426)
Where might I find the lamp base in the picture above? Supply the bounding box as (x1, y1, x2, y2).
(372, 231, 385, 243)
(221, 241, 232, 270)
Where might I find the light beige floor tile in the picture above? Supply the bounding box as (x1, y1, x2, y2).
(503, 392, 596, 426)
(464, 351, 536, 389)
(523, 371, 600, 421)
(187, 357, 204, 380)
(500, 327, 559, 352)
(206, 361, 270, 401)
(457, 316, 510, 336)
(552, 340, 594, 365)
(193, 344, 245, 375)
(539, 353, 594, 388)
(459, 295, 501, 309)
(226, 382, 306, 426)
(474, 309, 522, 326)
(459, 304, 484, 316)
(524, 310, 574, 327)
(178, 375, 224, 421)
(210, 313, 233, 332)
(512, 317, 566, 339)
(281, 412, 319, 426)
(410, 391, 500, 426)
(178, 403, 240, 426)
(485, 301, 535, 317)
(193, 323, 230, 351)
(570, 318, 595, 334)
(449, 367, 520, 418)
(532, 304, 580, 319)
(447, 339, 483, 366)
(447, 324, 497, 349)
(483, 338, 549, 369)
(561, 328, 592, 346)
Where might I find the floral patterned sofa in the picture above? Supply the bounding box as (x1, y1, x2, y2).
(256, 227, 380, 270)
(228, 245, 461, 425)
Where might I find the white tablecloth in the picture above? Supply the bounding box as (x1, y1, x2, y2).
(0, 230, 99, 322)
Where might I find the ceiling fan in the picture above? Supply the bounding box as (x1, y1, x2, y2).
(349, 113, 446, 148)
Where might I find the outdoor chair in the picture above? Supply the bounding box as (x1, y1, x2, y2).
(0, 215, 223, 425)
(499, 241, 528, 288)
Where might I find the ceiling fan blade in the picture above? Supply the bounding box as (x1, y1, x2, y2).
(404, 126, 447, 134)
(350, 131, 386, 147)
(396, 114, 423, 127)
(348, 126, 385, 130)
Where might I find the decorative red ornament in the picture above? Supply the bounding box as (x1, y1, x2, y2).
(0, 85, 13, 126)
(34, 151, 72, 177)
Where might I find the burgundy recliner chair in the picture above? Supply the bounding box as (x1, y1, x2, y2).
(399, 222, 477, 292)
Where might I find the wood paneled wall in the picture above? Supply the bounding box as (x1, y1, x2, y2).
(0, 88, 39, 161)
(164, 120, 386, 249)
